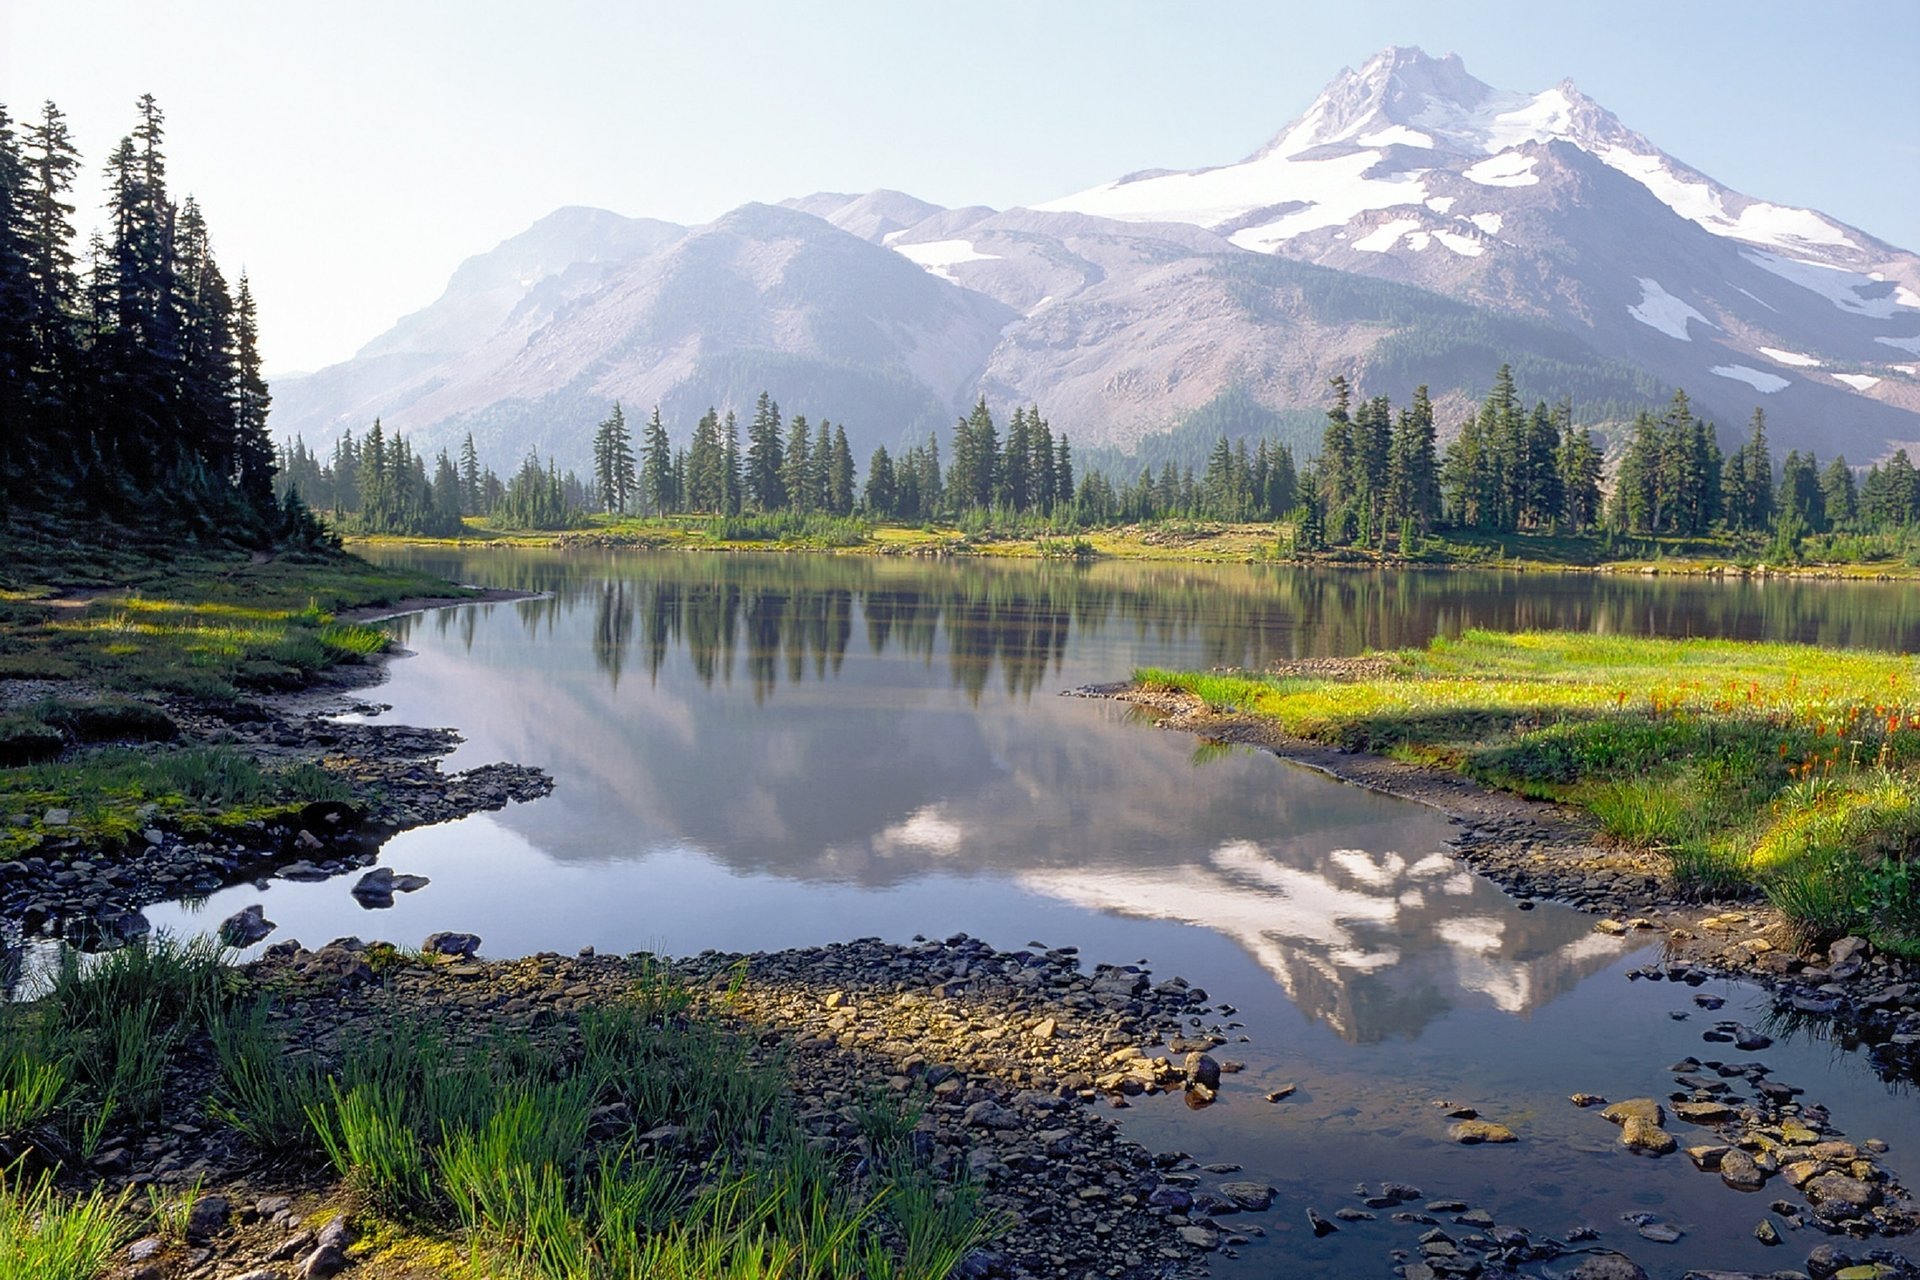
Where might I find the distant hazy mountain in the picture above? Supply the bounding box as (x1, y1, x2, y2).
(274, 48, 1920, 468)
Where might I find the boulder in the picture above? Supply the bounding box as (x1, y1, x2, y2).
(423, 931, 481, 957)
(218, 904, 275, 947)
(1448, 1119, 1516, 1144)
(1569, 1252, 1649, 1280)
(1620, 1115, 1677, 1154)
(1601, 1098, 1665, 1127)
(1719, 1148, 1767, 1191)
(1184, 1051, 1221, 1090)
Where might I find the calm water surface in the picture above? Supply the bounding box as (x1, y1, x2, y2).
(148, 552, 1920, 1277)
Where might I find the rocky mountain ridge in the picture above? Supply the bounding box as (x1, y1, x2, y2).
(271, 47, 1920, 469)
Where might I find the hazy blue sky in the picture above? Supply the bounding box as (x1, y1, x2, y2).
(6, 0, 1917, 374)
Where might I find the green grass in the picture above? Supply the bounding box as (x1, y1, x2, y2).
(5, 942, 993, 1278)
(35, 934, 235, 1128)
(0, 1163, 130, 1280)
(1141, 629, 1920, 951)
(0, 745, 358, 859)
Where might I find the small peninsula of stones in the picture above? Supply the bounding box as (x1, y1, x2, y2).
(0, 689, 552, 960)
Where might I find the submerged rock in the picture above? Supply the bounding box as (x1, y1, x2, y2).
(218, 904, 275, 947)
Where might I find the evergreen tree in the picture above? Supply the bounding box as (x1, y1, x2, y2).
(783, 413, 814, 513)
(1609, 413, 1660, 534)
(686, 408, 725, 512)
(640, 406, 674, 514)
(1386, 384, 1439, 533)
(863, 445, 897, 517)
(1004, 406, 1032, 512)
(1778, 449, 1826, 533)
(746, 391, 785, 512)
(1820, 456, 1857, 528)
(0, 105, 38, 486)
(827, 424, 855, 516)
(1030, 411, 1057, 515)
(810, 418, 832, 513)
(722, 410, 742, 516)
(591, 402, 636, 513)
(230, 273, 274, 510)
(21, 100, 81, 401)
(1557, 427, 1603, 533)
(459, 432, 482, 514)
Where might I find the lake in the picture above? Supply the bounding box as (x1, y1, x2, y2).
(149, 550, 1920, 1276)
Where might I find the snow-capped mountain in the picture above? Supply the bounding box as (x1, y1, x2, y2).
(1033, 46, 1920, 459)
(272, 48, 1920, 469)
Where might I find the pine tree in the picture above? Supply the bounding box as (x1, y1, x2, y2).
(810, 418, 831, 514)
(1004, 406, 1032, 512)
(687, 408, 724, 512)
(746, 391, 785, 512)
(459, 432, 482, 515)
(1030, 411, 1056, 515)
(1386, 384, 1439, 533)
(592, 402, 635, 513)
(0, 104, 37, 487)
(721, 410, 742, 516)
(827, 424, 855, 516)
(1820, 456, 1856, 528)
(1557, 428, 1603, 533)
(783, 414, 814, 513)
(21, 100, 81, 401)
(640, 406, 674, 514)
(230, 273, 274, 510)
(863, 445, 896, 517)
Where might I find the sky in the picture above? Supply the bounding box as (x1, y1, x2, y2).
(5, 0, 1918, 375)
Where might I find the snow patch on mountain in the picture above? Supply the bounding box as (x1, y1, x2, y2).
(895, 239, 1001, 283)
(1468, 212, 1503, 234)
(1712, 365, 1790, 393)
(1040, 147, 1432, 253)
(1833, 373, 1882, 391)
(1744, 250, 1920, 319)
(1879, 333, 1920, 355)
(1355, 218, 1425, 252)
(1759, 346, 1822, 368)
(1596, 148, 1858, 254)
(1358, 124, 1434, 149)
(1628, 279, 1712, 341)
(1433, 229, 1484, 256)
(1464, 153, 1539, 187)
(1425, 196, 1457, 213)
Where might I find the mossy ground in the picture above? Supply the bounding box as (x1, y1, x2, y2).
(0, 523, 463, 860)
(1140, 629, 1920, 951)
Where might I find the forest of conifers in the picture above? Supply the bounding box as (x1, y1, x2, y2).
(0, 96, 321, 546)
(274, 369, 1920, 562)
(9, 98, 1919, 563)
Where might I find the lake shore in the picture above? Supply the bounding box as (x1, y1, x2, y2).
(347, 522, 1920, 579)
(10, 551, 1920, 1277)
(1103, 661, 1920, 1087)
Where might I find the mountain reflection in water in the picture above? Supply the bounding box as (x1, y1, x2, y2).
(307, 551, 1920, 1043)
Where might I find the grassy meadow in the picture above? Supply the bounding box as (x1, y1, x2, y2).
(1140, 629, 1920, 951)
(0, 938, 988, 1279)
(0, 536, 461, 859)
(351, 509, 1920, 574)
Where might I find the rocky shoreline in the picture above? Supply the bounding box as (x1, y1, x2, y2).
(0, 598, 553, 968)
(66, 931, 1256, 1279)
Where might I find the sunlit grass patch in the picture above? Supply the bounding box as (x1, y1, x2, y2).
(0, 746, 356, 858)
(1141, 630, 1920, 950)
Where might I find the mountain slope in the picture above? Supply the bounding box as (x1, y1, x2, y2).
(274, 48, 1920, 468)
(1034, 46, 1920, 457)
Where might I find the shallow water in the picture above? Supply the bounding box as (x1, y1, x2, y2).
(144, 551, 1920, 1276)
